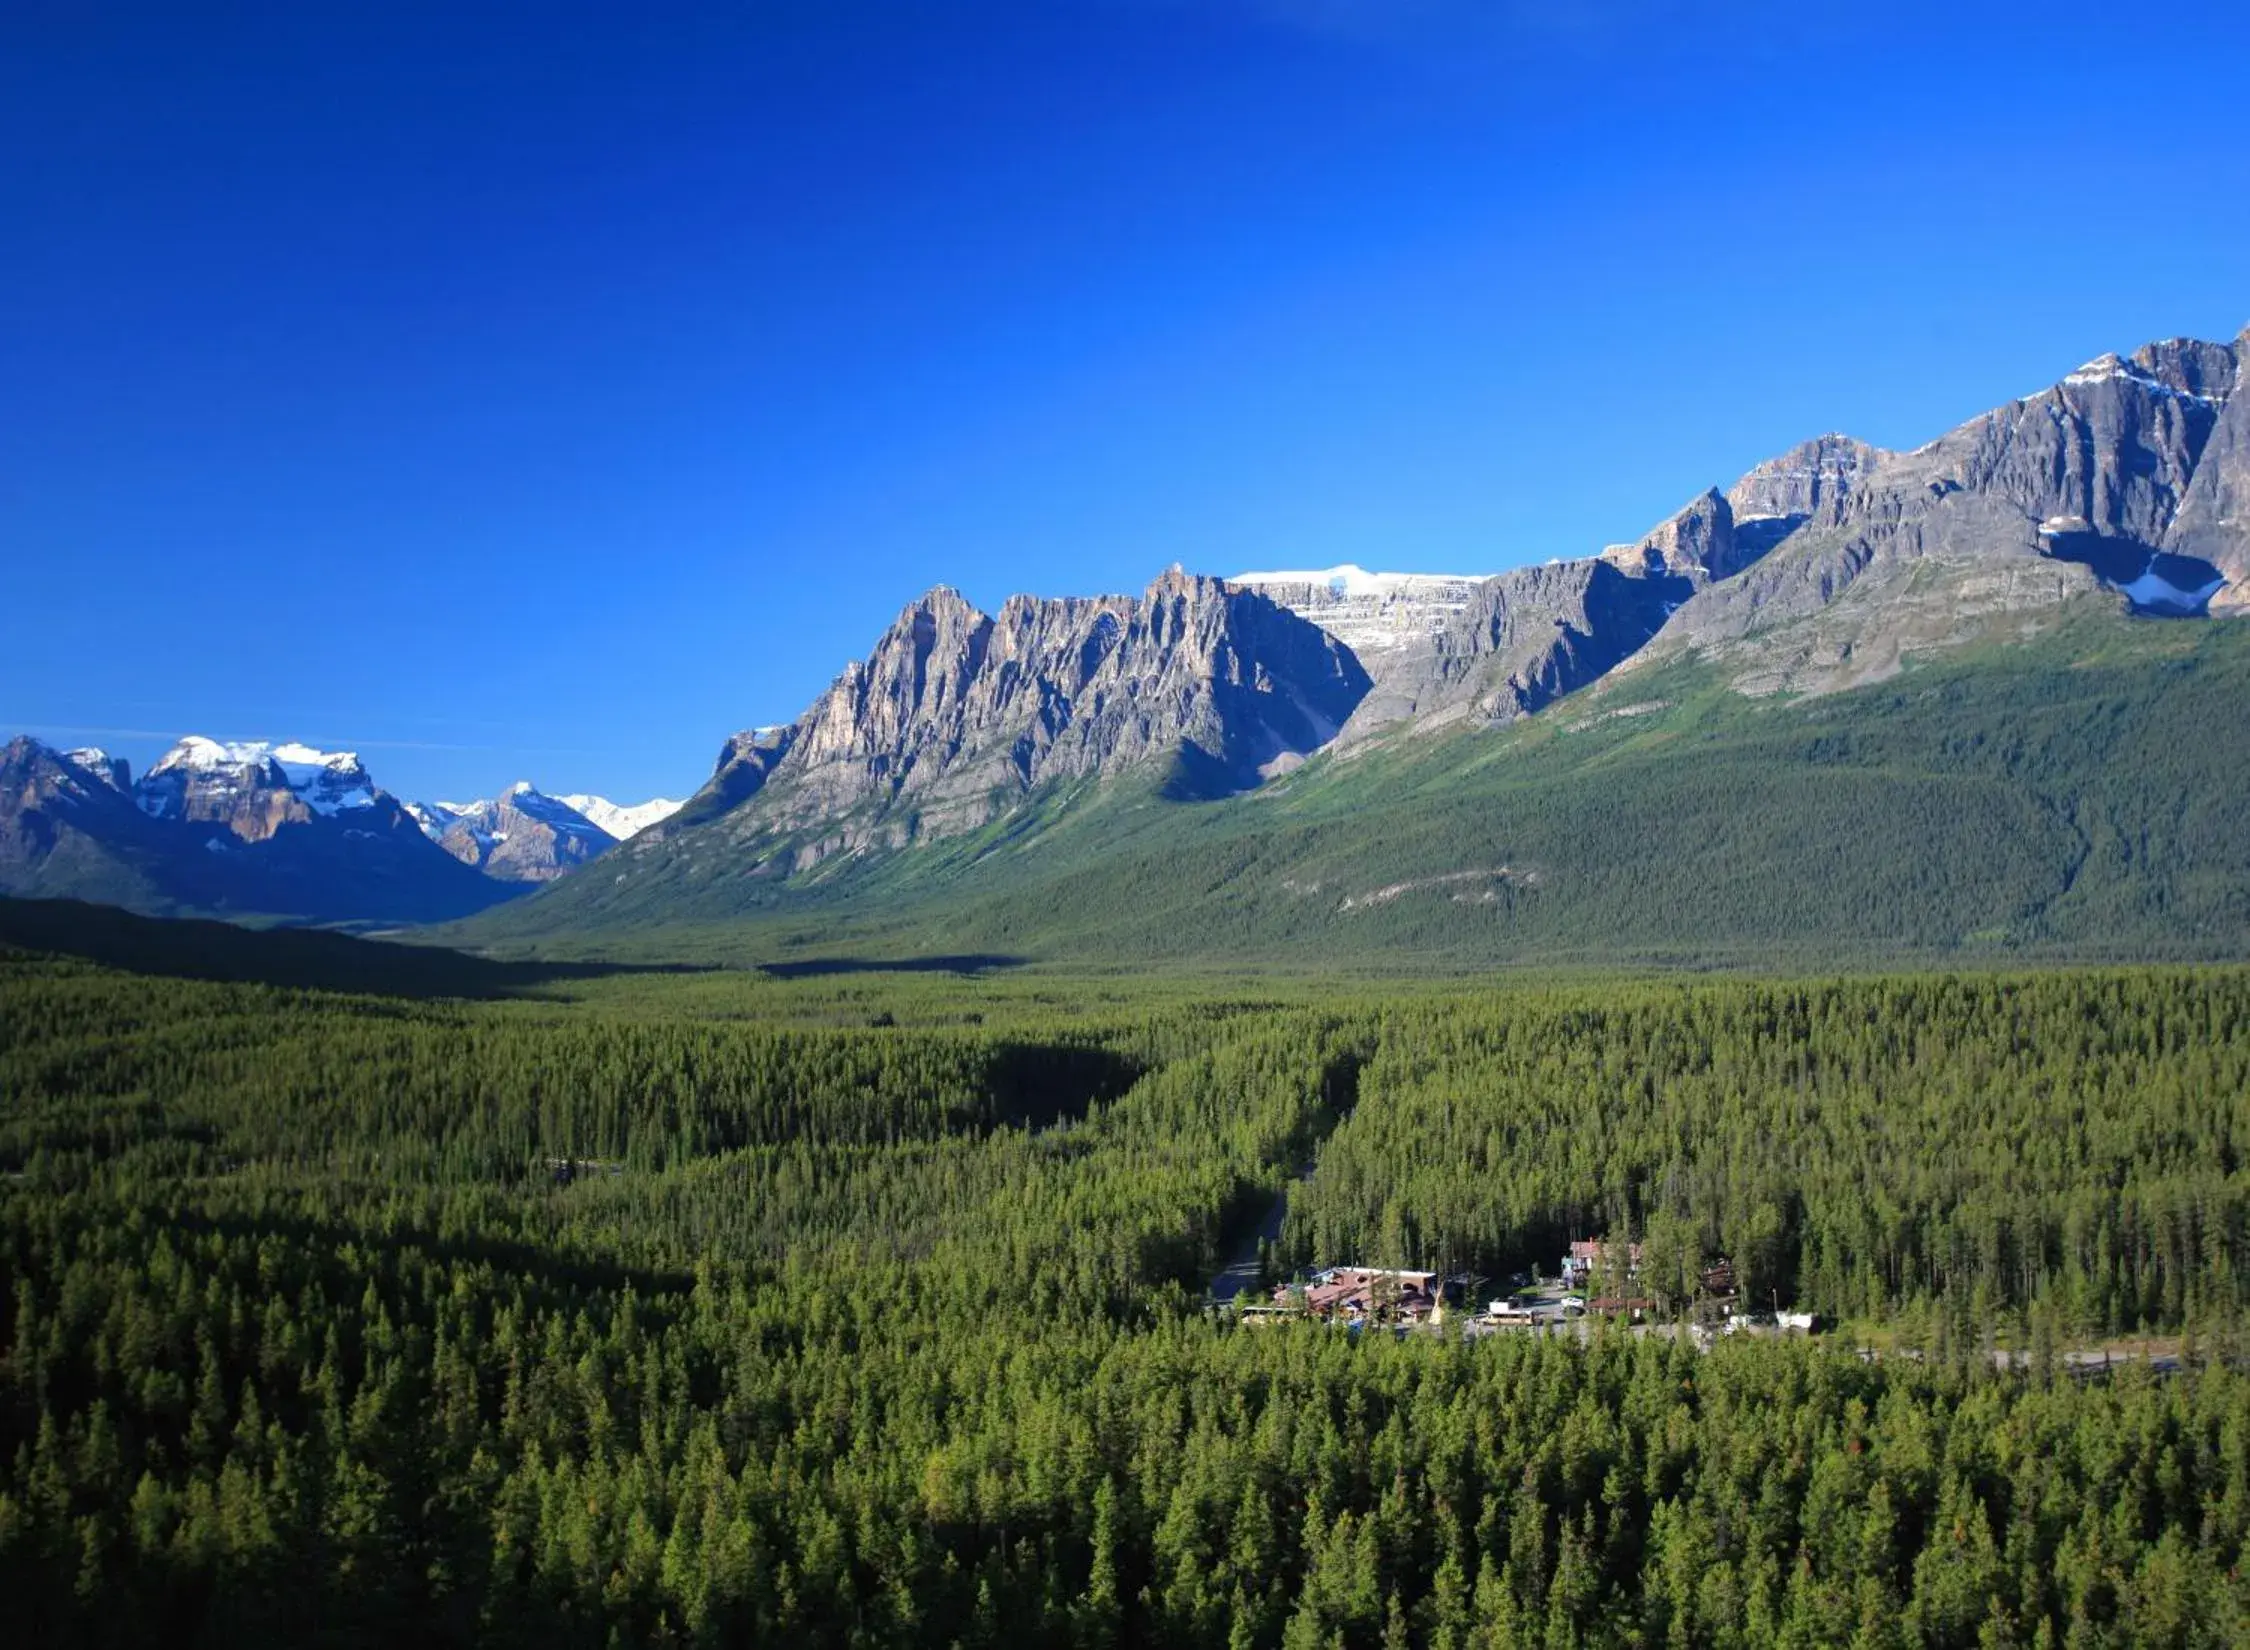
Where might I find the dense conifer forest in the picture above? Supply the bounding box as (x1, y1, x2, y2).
(4, 923, 2249, 1645)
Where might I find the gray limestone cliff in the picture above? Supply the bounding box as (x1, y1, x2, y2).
(1638, 332, 2247, 692)
(651, 566, 1370, 867)
(1335, 558, 1687, 742)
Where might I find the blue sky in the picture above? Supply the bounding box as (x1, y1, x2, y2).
(4, 1, 2247, 806)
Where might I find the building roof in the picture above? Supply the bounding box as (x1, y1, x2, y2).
(1567, 1240, 1643, 1262)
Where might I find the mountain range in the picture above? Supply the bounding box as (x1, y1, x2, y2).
(405, 784, 682, 883)
(0, 737, 680, 926)
(10, 326, 2250, 962)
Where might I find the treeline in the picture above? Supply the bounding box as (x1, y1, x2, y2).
(1286, 971, 2250, 1335)
(0, 964, 1154, 1175)
(5, 948, 2250, 1643)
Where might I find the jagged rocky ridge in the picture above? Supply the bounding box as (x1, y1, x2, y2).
(1251, 333, 2249, 732)
(1636, 332, 2250, 693)
(13, 328, 2249, 930)
(565, 329, 2250, 908)
(410, 784, 617, 884)
(638, 566, 1370, 871)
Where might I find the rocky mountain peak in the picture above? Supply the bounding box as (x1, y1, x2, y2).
(63, 748, 132, 790)
(136, 736, 380, 842)
(423, 785, 614, 884)
(1727, 434, 1886, 529)
(2058, 337, 2236, 407)
(1601, 488, 1743, 584)
(1637, 330, 2250, 689)
(650, 565, 1370, 866)
(6, 738, 138, 814)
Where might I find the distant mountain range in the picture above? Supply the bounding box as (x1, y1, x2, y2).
(405, 784, 683, 883)
(0, 737, 680, 925)
(10, 326, 2250, 957)
(554, 793, 684, 840)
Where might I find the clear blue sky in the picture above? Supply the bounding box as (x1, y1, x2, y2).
(5, 1, 2247, 806)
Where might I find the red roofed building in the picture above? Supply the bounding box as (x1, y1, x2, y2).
(1561, 1239, 1642, 1288)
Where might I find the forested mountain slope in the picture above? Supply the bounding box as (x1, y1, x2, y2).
(455, 598, 2250, 968)
(451, 331, 2250, 967)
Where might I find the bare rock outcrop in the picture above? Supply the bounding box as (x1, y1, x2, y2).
(1336, 558, 1686, 742)
(1639, 333, 2245, 692)
(2167, 325, 2250, 613)
(657, 567, 1370, 865)
(431, 784, 616, 883)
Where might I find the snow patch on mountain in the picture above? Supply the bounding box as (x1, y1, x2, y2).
(404, 800, 469, 838)
(2060, 354, 2224, 406)
(557, 794, 685, 840)
(2119, 565, 2227, 613)
(410, 787, 678, 845)
(1226, 564, 1494, 655)
(62, 748, 131, 789)
(151, 736, 360, 781)
(142, 735, 379, 817)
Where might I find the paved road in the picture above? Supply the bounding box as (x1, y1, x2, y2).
(1209, 1182, 1295, 1302)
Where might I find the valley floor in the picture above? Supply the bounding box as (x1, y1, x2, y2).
(5, 929, 2249, 1645)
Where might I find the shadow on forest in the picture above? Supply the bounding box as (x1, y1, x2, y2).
(0, 896, 717, 1001)
(980, 1042, 1144, 1132)
(755, 953, 1025, 979)
(179, 1204, 698, 1306)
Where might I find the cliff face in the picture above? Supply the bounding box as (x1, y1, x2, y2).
(2164, 333, 2250, 612)
(1224, 567, 1491, 657)
(1726, 435, 1887, 538)
(1335, 559, 1687, 742)
(1644, 333, 2246, 692)
(664, 567, 1370, 863)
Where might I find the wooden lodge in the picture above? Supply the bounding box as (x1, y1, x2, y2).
(1275, 1266, 1447, 1325)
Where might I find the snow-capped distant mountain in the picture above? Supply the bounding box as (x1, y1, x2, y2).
(137, 737, 379, 836)
(556, 794, 683, 840)
(0, 732, 516, 926)
(411, 782, 618, 883)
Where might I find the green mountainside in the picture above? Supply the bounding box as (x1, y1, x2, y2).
(451, 599, 2250, 970)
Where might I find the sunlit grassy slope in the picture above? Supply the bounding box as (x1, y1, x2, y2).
(450, 602, 2250, 970)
